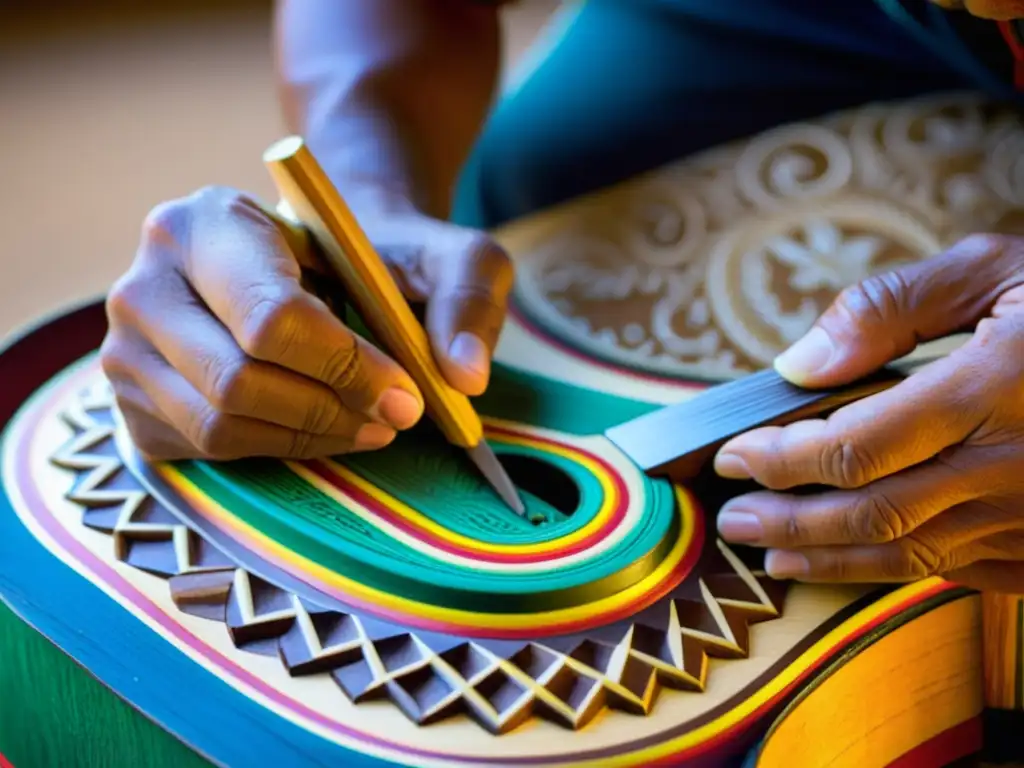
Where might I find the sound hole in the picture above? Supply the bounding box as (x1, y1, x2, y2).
(497, 454, 581, 526)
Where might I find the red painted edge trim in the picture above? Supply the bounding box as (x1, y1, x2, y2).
(885, 716, 983, 768)
(0, 751, 15, 768)
(998, 20, 1024, 91)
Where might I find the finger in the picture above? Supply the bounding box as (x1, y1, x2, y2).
(119, 342, 397, 460)
(110, 268, 364, 437)
(961, 1, 1024, 21)
(714, 352, 989, 489)
(378, 243, 432, 303)
(944, 559, 1024, 593)
(761, 499, 1023, 582)
(262, 200, 329, 276)
(421, 230, 514, 396)
(106, 374, 198, 460)
(717, 449, 990, 548)
(773, 235, 1021, 388)
(141, 187, 424, 430)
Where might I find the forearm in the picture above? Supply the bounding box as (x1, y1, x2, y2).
(274, 0, 503, 219)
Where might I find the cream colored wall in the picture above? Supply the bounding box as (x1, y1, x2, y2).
(0, 2, 559, 338)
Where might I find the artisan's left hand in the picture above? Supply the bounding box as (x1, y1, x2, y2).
(714, 234, 1024, 593)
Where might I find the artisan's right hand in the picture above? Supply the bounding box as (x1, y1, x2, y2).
(101, 186, 513, 461)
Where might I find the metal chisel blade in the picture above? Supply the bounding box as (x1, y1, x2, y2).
(466, 441, 526, 517)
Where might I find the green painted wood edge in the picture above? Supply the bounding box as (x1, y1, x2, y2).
(0, 598, 214, 768)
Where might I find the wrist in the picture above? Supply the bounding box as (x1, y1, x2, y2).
(301, 108, 429, 219)
(323, 172, 422, 220)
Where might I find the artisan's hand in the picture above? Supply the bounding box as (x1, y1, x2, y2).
(714, 234, 1024, 593)
(101, 186, 512, 461)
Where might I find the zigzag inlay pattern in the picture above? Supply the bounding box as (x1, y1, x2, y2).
(48, 385, 788, 734)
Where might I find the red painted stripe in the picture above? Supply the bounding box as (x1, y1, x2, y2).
(646, 581, 957, 765)
(301, 425, 631, 564)
(885, 716, 983, 768)
(998, 21, 1024, 91)
(0, 751, 14, 768)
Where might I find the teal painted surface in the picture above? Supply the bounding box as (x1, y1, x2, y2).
(178, 358, 678, 612)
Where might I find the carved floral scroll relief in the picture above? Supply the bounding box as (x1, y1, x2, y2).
(500, 93, 1024, 379)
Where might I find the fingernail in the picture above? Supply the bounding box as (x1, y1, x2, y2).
(354, 422, 396, 451)
(774, 327, 835, 382)
(449, 332, 490, 378)
(715, 453, 751, 480)
(717, 511, 763, 543)
(765, 550, 810, 578)
(374, 388, 423, 430)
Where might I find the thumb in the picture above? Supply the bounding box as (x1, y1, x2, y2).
(773, 235, 1012, 387)
(421, 226, 514, 396)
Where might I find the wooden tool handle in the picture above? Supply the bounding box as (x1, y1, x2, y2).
(263, 136, 483, 449)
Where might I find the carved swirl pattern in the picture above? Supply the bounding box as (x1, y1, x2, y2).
(508, 93, 1024, 378)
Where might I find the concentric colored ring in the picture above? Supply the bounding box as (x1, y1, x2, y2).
(152, 462, 702, 638)
(295, 427, 626, 564)
(154, 420, 683, 614)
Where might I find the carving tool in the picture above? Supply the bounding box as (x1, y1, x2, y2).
(605, 359, 933, 483)
(263, 136, 525, 516)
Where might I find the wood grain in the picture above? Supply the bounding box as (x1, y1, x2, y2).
(757, 596, 983, 768)
(983, 593, 1024, 711)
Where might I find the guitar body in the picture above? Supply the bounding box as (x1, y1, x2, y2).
(0, 92, 1020, 768)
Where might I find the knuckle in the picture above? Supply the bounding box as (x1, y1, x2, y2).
(320, 334, 362, 391)
(446, 280, 503, 306)
(205, 357, 257, 413)
(191, 184, 249, 210)
(834, 271, 911, 330)
(782, 505, 814, 545)
(302, 396, 343, 436)
(105, 272, 150, 326)
(286, 430, 315, 458)
(846, 492, 904, 543)
(894, 538, 945, 580)
(973, 316, 1014, 350)
(819, 437, 879, 488)
(98, 334, 134, 381)
(236, 292, 305, 360)
(460, 236, 515, 294)
(830, 559, 851, 581)
(189, 407, 234, 457)
(467, 234, 513, 272)
(965, 319, 1024, 409)
(140, 198, 190, 246)
(191, 185, 269, 230)
(747, 433, 791, 490)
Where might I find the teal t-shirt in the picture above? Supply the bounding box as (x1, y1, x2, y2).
(453, 0, 1024, 230)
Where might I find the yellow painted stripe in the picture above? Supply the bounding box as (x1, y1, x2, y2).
(295, 431, 622, 555)
(566, 579, 951, 767)
(157, 466, 697, 631)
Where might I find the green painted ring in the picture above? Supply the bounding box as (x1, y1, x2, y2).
(342, 441, 601, 544)
(177, 447, 677, 614)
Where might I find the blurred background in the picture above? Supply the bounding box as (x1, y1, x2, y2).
(0, 0, 559, 338)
